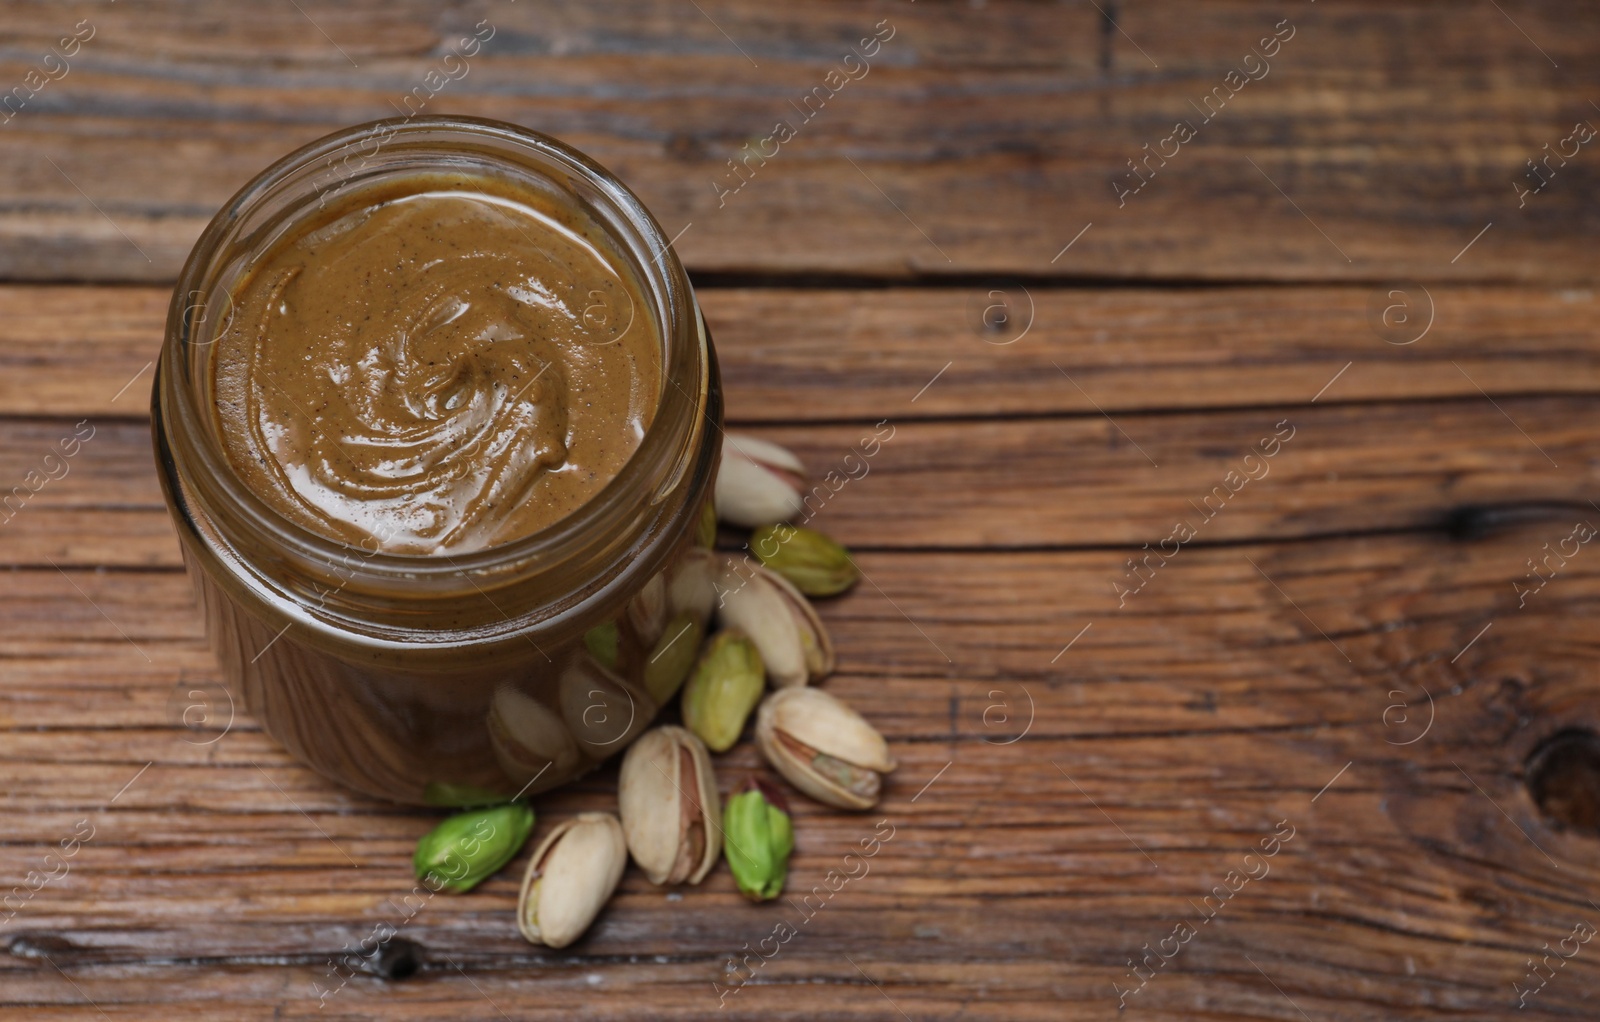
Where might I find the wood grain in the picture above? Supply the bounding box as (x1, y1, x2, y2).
(5, 1, 1600, 1018)
(1, 2, 1598, 281)
(3, 394, 1598, 565)
(2, 534, 1598, 1019)
(4, 284, 1600, 422)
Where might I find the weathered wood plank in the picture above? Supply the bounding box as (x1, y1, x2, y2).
(1, 533, 1597, 1018)
(1, 2, 1598, 281)
(2, 392, 1597, 565)
(5, 2, 1600, 1018)
(2, 528, 1591, 720)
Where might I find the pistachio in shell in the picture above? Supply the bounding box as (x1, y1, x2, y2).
(750, 524, 859, 597)
(559, 655, 654, 753)
(715, 434, 805, 528)
(716, 558, 835, 688)
(754, 687, 896, 810)
(667, 547, 720, 628)
(627, 573, 669, 647)
(517, 812, 627, 948)
(617, 726, 721, 885)
(488, 684, 581, 792)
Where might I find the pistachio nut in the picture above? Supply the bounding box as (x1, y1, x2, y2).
(560, 655, 654, 752)
(750, 524, 860, 597)
(488, 684, 581, 790)
(618, 725, 721, 885)
(643, 611, 703, 705)
(755, 687, 896, 810)
(517, 812, 627, 948)
(697, 497, 718, 548)
(723, 777, 794, 901)
(715, 433, 805, 528)
(717, 559, 835, 688)
(627, 573, 668, 647)
(584, 620, 621, 670)
(681, 630, 764, 753)
(667, 548, 720, 628)
(422, 781, 506, 809)
(413, 803, 535, 894)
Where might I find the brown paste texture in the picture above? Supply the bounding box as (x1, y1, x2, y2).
(210, 173, 660, 555)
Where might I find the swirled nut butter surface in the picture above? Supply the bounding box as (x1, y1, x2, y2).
(210, 172, 660, 554)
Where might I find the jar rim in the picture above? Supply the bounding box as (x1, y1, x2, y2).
(157, 116, 711, 624)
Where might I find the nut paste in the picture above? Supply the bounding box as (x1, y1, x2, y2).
(210, 171, 660, 554)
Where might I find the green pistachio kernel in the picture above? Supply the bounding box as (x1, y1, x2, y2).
(584, 620, 621, 669)
(422, 781, 507, 809)
(723, 778, 794, 901)
(749, 524, 859, 597)
(413, 803, 535, 894)
(643, 612, 703, 705)
(681, 630, 764, 753)
(697, 498, 718, 548)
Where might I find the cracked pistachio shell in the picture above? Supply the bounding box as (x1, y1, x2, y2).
(716, 559, 834, 688)
(681, 630, 764, 753)
(488, 684, 580, 791)
(517, 813, 627, 948)
(667, 547, 719, 628)
(559, 655, 654, 754)
(755, 687, 896, 810)
(618, 726, 721, 885)
(413, 803, 535, 894)
(750, 524, 860, 598)
(715, 434, 806, 528)
(643, 612, 703, 705)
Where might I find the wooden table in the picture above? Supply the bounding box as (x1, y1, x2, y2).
(4, 2, 1599, 1018)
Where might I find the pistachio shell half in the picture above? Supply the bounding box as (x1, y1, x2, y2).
(754, 687, 896, 810)
(618, 726, 721, 885)
(717, 558, 835, 687)
(517, 812, 627, 948)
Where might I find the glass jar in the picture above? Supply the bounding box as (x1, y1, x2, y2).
(152, 117, 721, 805)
